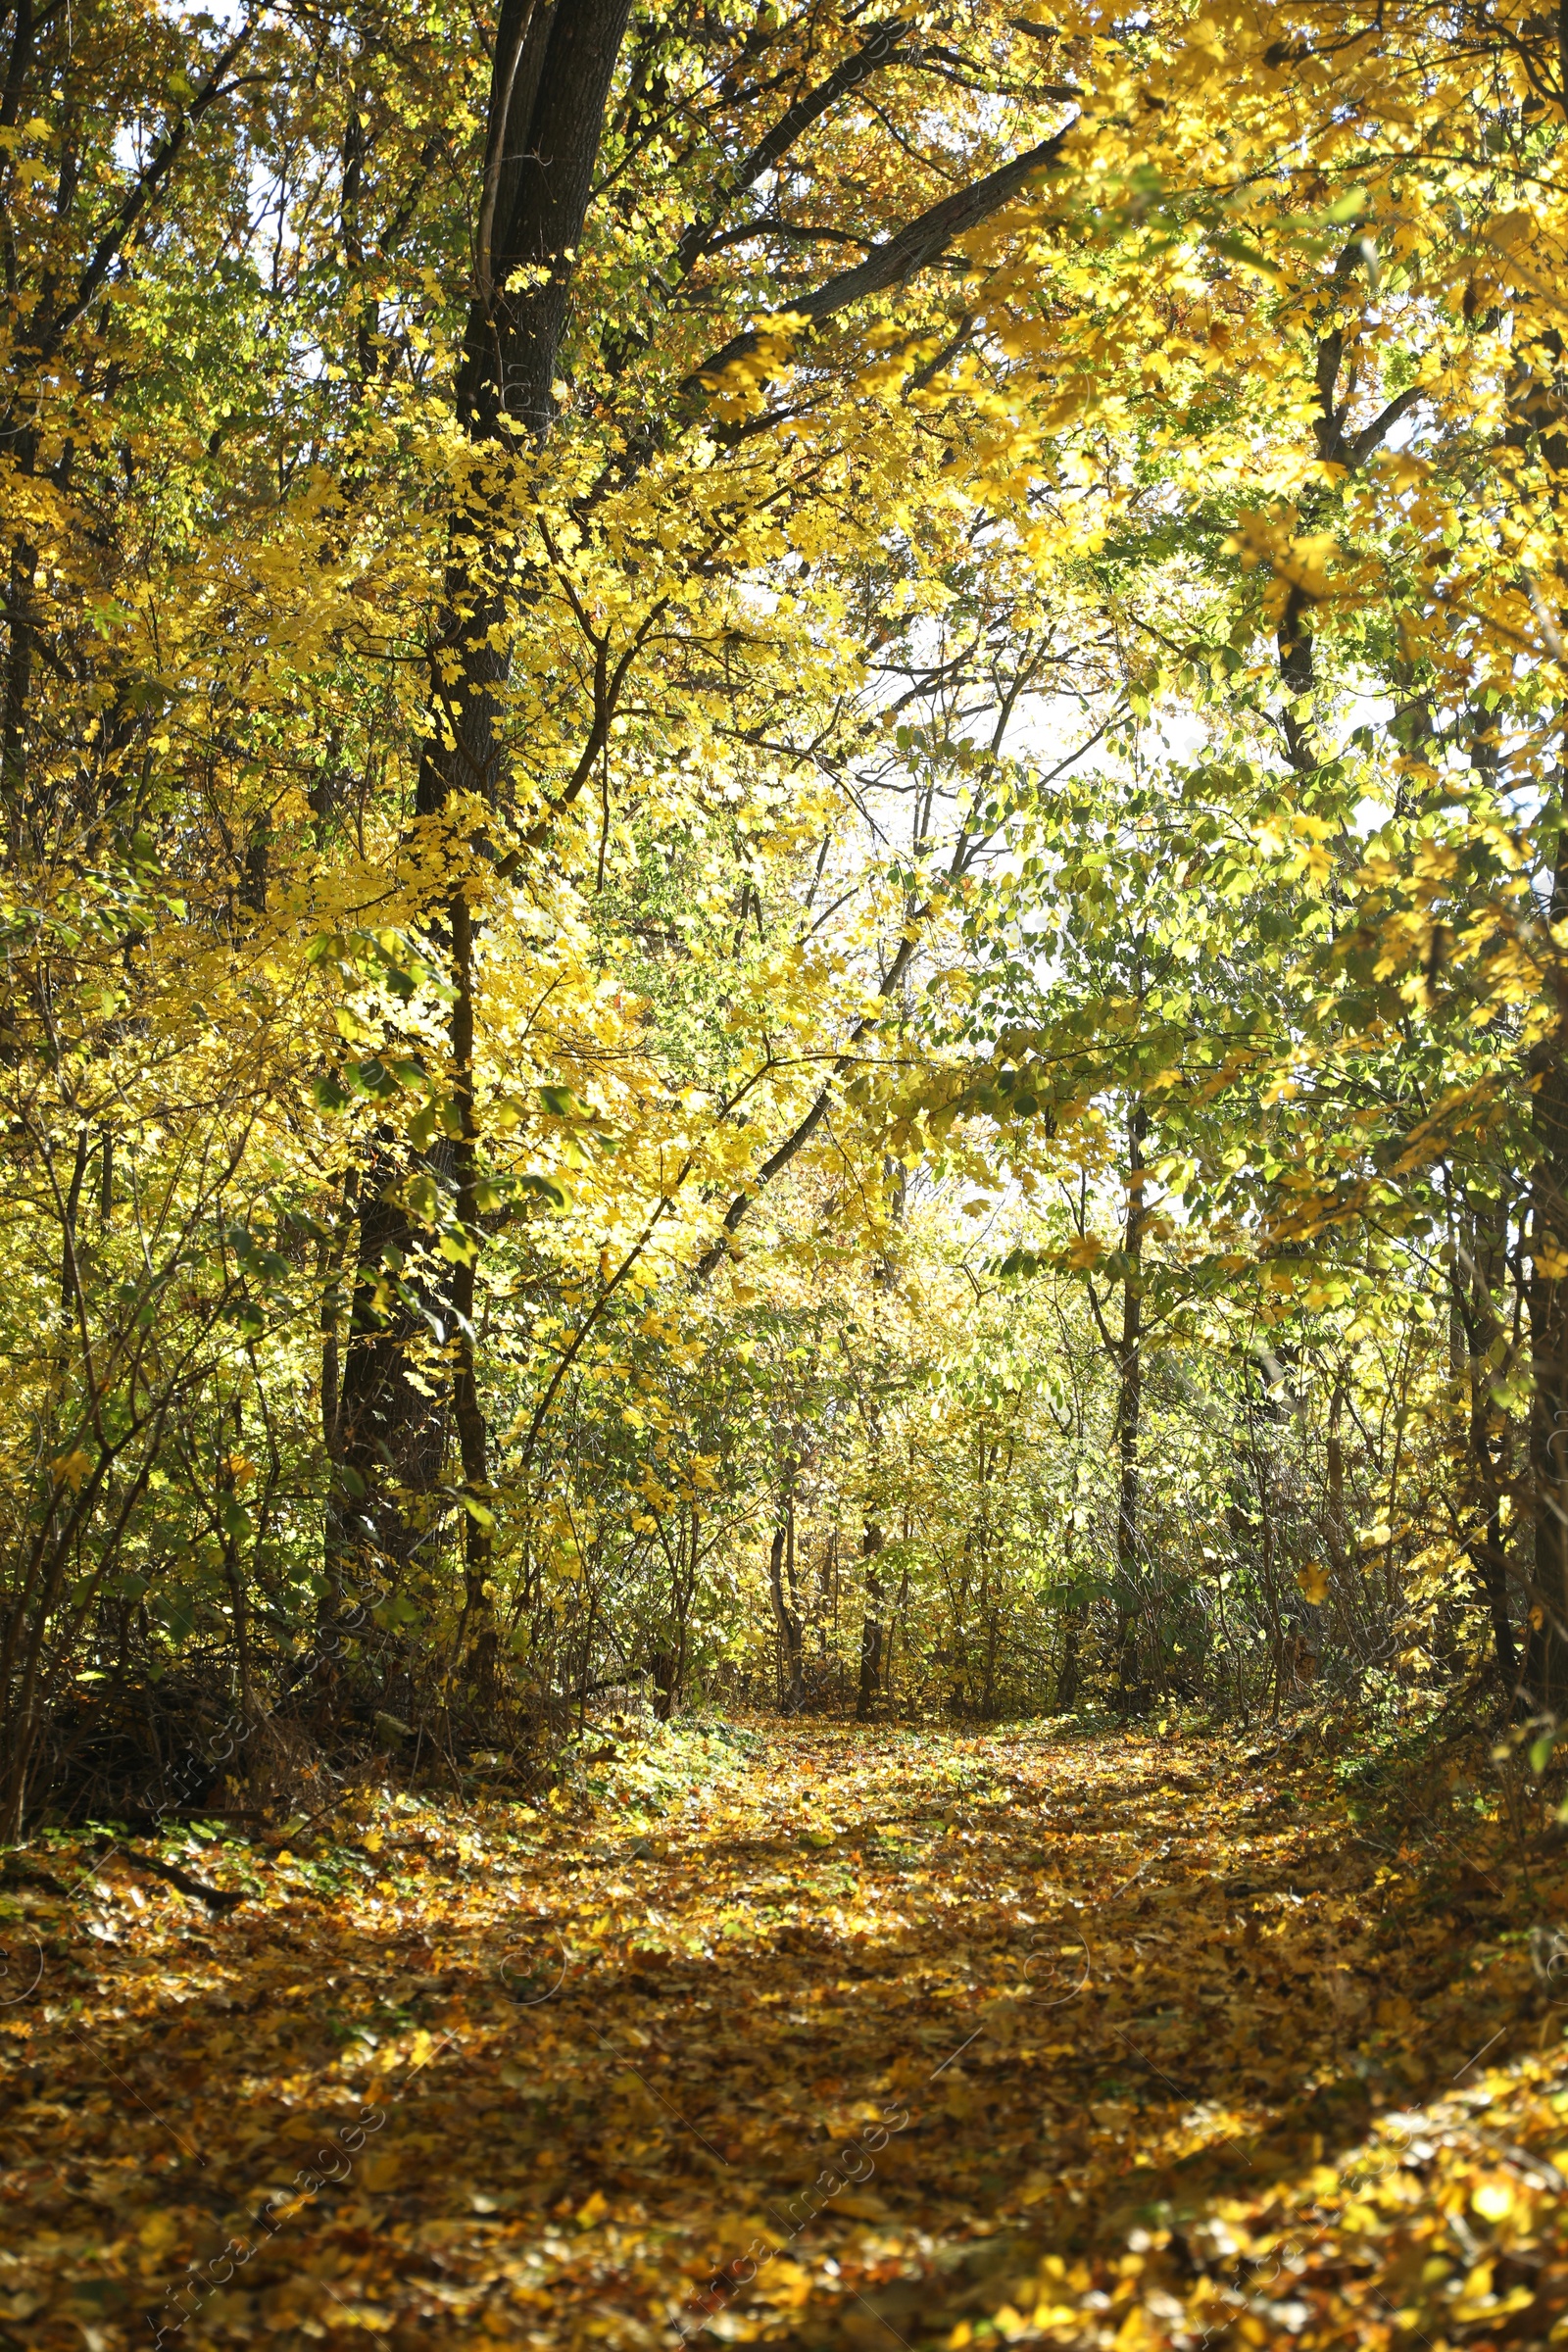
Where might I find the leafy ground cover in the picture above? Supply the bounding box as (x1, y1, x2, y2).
(2, 1720, 1566, 2352)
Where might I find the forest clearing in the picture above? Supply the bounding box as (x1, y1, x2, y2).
(3, 1716, 1568, 2352)
(8, 0, 1568, 2340)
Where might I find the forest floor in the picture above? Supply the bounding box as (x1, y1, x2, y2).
(3, 1715, 1568, 2352)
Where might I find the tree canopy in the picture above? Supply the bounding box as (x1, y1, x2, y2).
(5, 0, 1568, 1829)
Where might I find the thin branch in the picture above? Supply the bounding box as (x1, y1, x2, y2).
(679, 117, 1076, 412)
(37, 24, 257, 365)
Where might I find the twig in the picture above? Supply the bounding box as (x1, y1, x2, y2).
(92, 1836, 247, 1912)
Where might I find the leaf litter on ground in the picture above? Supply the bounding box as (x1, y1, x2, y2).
(1, 1718, 1567, 2350)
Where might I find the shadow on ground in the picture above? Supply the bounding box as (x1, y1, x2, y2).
(1, 1721, 1564, 2349)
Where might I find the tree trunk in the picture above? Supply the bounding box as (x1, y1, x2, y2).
(450, 889, 497, 1694)
(1113, 1101, 1147, 1701)
(330, 1138, 446, 1587)
(1324, 1376, 1348, 1580)
(1449, 1206, 1521, 1695)
(858, 1520, 885, 1720)
(1, 435, 38, 858)
(334, 0, 636, 1592)
(768, 1513, 804, 1708)
(1057, 1604, 1084, 1710)
(1527, 835, 1568, 1710)
(886, 1558, 910, 1715)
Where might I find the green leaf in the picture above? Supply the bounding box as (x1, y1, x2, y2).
(1211, 231, 1281, 282)
(403, 1171, 443, 1224)
(161, 1591, 198, 1643)
(345, 1057, 400, 1101)
(517, 1171, 568, 1208)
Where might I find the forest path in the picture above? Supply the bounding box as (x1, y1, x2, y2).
(3, 1718, 1568, 2350)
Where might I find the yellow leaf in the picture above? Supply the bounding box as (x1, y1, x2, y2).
(360, 2148, 406, 2192)
(1113, 2309, 1160, 2350)
(137, 2211, 181, 2256)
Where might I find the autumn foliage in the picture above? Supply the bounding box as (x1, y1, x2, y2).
(5, 1721, 1568, 2350)
(5, 0, 1568, 2337)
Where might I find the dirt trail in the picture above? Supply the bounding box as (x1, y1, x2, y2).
(2, 1721, 1566, 2349)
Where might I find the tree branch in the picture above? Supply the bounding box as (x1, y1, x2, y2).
(674, 16, 909, 278)
(1344, 382, 1424, 470)
(37, 23, 256, 366)
(678, 118, 1075, 412)
(690, 708, 1110, 1279)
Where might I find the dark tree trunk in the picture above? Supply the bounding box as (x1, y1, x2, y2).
(1448, 1201, 1521, 1694)
(330, 1139, 446, 1592)
(2, 526, 37, 853)
(1508, 336, 1568, 1712)
(333, 0, 636, 1595)
(768, 1513, 804, 1708)
(1056, 1604, 1084, 1710)
(1113, 1101, 1147, 1701)
(1527, 831, 1568, 1710)
(449, 889, 497, 1697)
(858, 1521, 884, 1720)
